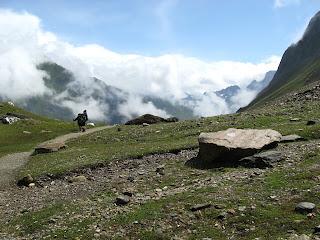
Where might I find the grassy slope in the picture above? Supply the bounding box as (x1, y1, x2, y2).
(2, 81, 320, 239)
(0, 103, 75, 157)
(19, 91, 320, 177)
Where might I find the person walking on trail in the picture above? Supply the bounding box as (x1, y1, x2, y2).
(73, 110, 88, 132)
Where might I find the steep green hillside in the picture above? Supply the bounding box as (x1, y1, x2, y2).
(244, 11, 320, 109)
(0, 103, 74, 157)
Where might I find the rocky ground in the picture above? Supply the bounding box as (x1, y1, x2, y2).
(1, 137, 320, 239)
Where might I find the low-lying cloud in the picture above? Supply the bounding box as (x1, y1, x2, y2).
(0, 9, 281, 121)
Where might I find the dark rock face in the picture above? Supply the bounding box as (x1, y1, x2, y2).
(244, 11, 320, 109)
(238, 151, 284, 169)
(191, 128, 282, 168)
(125, 114, 178, 125)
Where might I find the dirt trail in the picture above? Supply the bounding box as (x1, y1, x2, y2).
(0, 126, 111, 189)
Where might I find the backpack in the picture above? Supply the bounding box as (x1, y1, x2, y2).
(77, 113, 87, 126)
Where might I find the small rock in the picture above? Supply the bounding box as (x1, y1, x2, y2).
(23, 131, 31, 134)
(69, 175, 87, 183)
(190, 203, 212, 212)
(17, 174, 34, 187)
(142, 123, 150, 127)
(216, 211, 228, 220)
(115, 195, 130, 206)
(295, 202, 316, 214)
(28, 183, 36, 188)
(123, 191, 133, 197)
(288, 234, 310, 240)
(41, 130, 52, 133)
(290, 118, 301, 122)
(280, 135, 305, 143)
(227, 209, 236, 215)
(156, 165, 165, 175)
(314, 225, 320, 234)
(307, 120, 317, 125)
(127, 176, 135, 182)
(238, 206, 246, 212)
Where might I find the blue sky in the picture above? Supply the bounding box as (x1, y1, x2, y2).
(1, 0, 320, 62)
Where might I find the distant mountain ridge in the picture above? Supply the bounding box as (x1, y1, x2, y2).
(18, 62, 196, 123)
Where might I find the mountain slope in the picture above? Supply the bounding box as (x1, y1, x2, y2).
(245, 11, 320, 109)
(18, 62, 196, 123)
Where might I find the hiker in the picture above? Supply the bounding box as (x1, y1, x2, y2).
(73, 110, 88, 132)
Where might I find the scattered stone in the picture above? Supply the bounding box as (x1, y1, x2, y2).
(193, 128, 282, 168)
(216, 211, 228, 220)
(290, 118, 301, 122)
(295, 202, 316, 214)
(23, 131, 31, 134)
(28, 183, 36, 188)
(142, 123, 150, 127)
(227, 209, 236, 215)
(41, 130, 52, 133)
(7, 101, 14, 106)
(115, 195, 130, 206)
(2, 116, 20, 124)
(239, 150, 284, 169)
(17, 174, 34, 187)
(238, 206, 246, 212)
(214, 204, 226, 209)
(123, 191, 133, 197)
(280, 134, 305, 143)
(190, 203, 212, 212)
(156, 165, 165, 175)
(288, 234, 310, 240)
(127, 176, 134, 182)
(34, 142, 67, 154)
(314, 225, 320, 234)
(307, 120, 317, 125)
(87, 122, 95, 127)
(68, 175, 87, 183)
(307, 213, 316, 219)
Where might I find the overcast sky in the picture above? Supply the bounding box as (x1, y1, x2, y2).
(1, 0, 320, 62)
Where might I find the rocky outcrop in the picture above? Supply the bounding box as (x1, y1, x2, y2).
(34, 142, 67, 155)
(238, 150, 283, 169)
(193, 128, 282, 168)
(125, 114, 178, 125)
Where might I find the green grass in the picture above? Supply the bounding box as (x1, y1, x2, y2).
(0, 103, 75, 157)
(4, 147, 320, 239)
(19, 96, 320, 178)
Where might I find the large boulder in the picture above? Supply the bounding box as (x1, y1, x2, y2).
(125, 114, 178, 125)
(194, 128, 282, 168)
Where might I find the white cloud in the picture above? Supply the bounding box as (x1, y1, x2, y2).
(0, 9, 281, 120)
(274, 0, 302, 8)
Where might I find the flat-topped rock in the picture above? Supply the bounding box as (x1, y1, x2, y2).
(280, 134, 305, 143)
(34, 142, 67, 154)
(195, 128, 282, 168)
